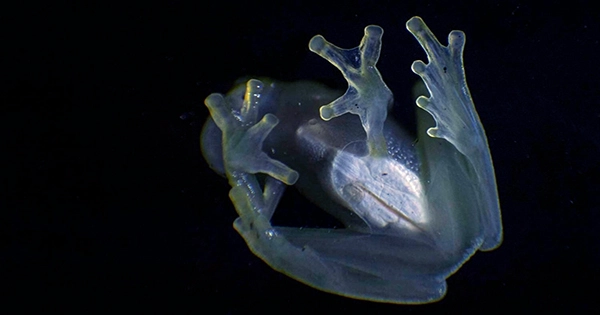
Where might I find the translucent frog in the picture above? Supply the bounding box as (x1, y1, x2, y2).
(200, 16, 502, 304)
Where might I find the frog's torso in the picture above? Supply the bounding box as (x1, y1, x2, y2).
(202, 79, 427, 236)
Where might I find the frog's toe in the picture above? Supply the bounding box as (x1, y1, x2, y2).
(318, 88, 360, 121)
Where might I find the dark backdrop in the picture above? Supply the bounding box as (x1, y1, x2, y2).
(3, 0, 599, 312)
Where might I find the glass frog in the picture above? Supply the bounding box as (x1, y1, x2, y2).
(200, 16, 502, 304)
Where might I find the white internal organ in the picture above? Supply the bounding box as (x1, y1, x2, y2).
(332, 151, 426, 232)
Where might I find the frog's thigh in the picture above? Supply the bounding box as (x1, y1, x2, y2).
(265, 227, 449, 303)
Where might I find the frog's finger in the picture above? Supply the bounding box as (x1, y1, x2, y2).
(204, 93, 235, 133)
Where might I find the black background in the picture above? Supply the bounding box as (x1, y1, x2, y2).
(3, 0, 599, 312)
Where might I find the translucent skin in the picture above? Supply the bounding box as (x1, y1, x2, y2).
(201, 16, 502, 304)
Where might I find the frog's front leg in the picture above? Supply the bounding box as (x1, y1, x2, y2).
(309, 25, 393, 156)
(205, 80, 344, 289)
(204, 79, 298, 225)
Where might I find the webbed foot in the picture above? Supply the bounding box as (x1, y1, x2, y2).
(407, 17, 483, 156)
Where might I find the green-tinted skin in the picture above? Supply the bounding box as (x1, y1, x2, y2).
(201, 16, 502, 304)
